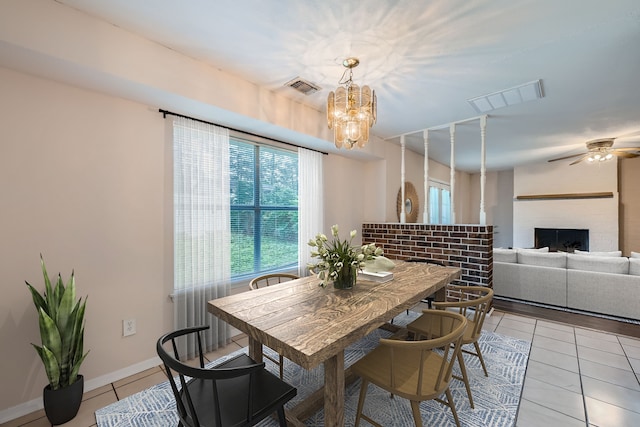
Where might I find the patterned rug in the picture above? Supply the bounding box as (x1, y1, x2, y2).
(96, 311, 531, 426)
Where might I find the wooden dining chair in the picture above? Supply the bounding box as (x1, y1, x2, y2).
(156, 325, 297, 427)
(248, 273, 299, 378)
(352, 310, 468, 427)
(407, 285, 494, 409)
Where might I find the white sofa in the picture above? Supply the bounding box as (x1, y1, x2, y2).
(493, 249, 640, 320)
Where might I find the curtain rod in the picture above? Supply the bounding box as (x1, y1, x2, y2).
(159, 109, 328, 155)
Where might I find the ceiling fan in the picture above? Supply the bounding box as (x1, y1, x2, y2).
(548, 135, 640, 165)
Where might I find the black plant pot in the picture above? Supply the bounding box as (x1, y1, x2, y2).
(43, 375, 84, 425)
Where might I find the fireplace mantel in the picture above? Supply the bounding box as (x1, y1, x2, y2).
(516, 192, 613, 200)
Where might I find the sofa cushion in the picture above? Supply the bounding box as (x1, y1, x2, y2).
(567, 254, 630, 274)
(517, 247, 549, 253)
(630, 258, 640, 276)
(493, 248, 517, 263)
(517, 251, 567, 268)
(574, 249, 622, 257)
(631, 251, 640, 259)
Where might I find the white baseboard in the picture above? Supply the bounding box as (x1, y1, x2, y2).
(0, 398, 42, 424)
(84, 356, 162, 391)
(0, 356, 162, 424)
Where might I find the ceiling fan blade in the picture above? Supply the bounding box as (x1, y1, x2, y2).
(548, 152, 587, 162)
(612, 151, 639, 159)
(612, 147, 640, 152)
(569, 154, 590, 165)
(615, 130, 640, 139)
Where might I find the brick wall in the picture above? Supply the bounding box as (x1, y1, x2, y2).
(362, 223, 494, 288)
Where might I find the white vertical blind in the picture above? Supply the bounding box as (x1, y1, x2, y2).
(298, 148, 324, 276)
(173, 116, 230, 354)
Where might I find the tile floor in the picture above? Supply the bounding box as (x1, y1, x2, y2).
(3, 308, 640, 427)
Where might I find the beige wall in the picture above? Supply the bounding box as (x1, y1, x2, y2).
(0, 67, 172, 415)
(619, 157, 640, 255)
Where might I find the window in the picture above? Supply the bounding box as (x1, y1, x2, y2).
(429, 180, 451, 224)
(229, 138, 298, 278)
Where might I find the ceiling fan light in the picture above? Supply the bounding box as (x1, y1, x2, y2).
(605, 153, 614, 160)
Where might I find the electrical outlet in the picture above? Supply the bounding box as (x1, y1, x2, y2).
(123, 319, 136, 337)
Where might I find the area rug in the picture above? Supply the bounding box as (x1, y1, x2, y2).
(96, 311, 531, 426)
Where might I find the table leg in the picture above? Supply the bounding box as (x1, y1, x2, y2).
(323, 350, 345, 426)
(434, 285, 447, 302)
(248, 336, 263, 363)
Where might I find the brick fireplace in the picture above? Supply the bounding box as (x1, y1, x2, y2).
(361, 223, 494, 288)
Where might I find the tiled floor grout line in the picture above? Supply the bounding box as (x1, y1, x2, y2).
(573, 324, 589, 427)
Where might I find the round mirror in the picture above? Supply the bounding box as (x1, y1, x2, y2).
(405, 198, 412, 214)
(396, 181, 419, 223)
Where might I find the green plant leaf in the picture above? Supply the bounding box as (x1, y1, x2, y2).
(40, 255, 56, 319)
(56, 274, 76, 350)
(37, 307, 62, 365)
(32, 344, 60, 389)
(67, 349, 89, 387)
(25, 282, 47, 313)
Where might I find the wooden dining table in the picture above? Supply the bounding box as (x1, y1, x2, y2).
(207, 260, 461, 426)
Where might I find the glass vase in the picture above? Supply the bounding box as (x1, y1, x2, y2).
(333, 264, 357, 289)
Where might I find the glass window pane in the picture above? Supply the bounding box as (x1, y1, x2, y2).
(260, 210, 298, 271)
(230, 140, 255, 206)
(260, 147, 298, 206)
(441, 189, 451, 224)
(231, 209, 255, 276)
(429, 186, 439, 224)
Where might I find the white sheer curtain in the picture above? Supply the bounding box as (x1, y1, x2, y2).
(298, 148, 324, 277)
(173, 116, 230, 355)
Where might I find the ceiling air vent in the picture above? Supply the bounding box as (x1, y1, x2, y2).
(284, 77, 321, 95)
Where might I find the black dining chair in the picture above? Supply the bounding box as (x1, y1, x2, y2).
(156, 325, 297, 427)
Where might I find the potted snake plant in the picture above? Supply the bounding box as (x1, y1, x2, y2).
(26, 256, 89, 425)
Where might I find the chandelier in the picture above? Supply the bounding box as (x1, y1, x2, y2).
(327, 58, 377, 149)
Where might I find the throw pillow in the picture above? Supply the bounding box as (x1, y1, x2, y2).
(631, 251, 640, 259)
(517, 247, 549, 253)
(574, 249, 622, 257)
(517, 251, 567, 268)
(493, 248, 517, 263)
(567, 254, 630, 274)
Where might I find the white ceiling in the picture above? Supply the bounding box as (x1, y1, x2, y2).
(43, 1, 640, 170)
